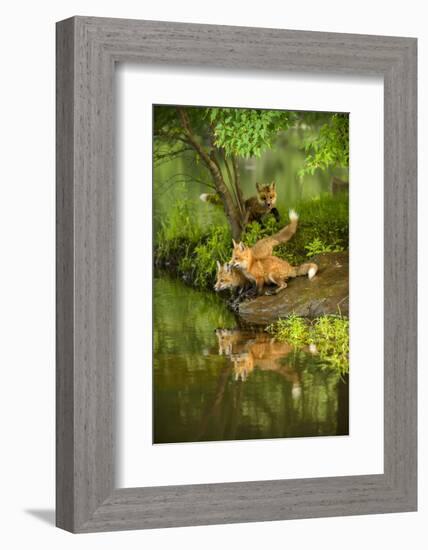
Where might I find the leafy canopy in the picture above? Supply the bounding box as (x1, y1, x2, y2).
(298, 113, 349, 176)
(207, 108, 296, 158)
(154, 105, 349, 174)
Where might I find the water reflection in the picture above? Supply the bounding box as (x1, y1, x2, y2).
(216, 329, 306, 396)
(153, 276, 349, 444)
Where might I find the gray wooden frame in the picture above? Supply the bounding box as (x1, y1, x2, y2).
(56, 16, 417, 533)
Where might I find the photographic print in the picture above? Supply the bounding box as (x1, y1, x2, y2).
(153, 105, 349, 444)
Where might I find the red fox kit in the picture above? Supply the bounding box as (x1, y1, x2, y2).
(231, 242, 318, 295)
(200, 181, 280, 223)
(214, 261, 247, 293)
(214, 210, 298, 294)
(244, 182, 279, 223)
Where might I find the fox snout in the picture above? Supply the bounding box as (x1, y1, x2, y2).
(214, 283, 226, 291)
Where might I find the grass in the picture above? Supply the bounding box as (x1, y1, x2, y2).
(154, 192, 349, 289)
(266, 313, 349, 374)
(272, 192, 348, 264)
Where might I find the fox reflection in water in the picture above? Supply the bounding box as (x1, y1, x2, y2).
(154, 325, 348, 443)
(153, 276, 348, 444)
(215, 329, 316, 399)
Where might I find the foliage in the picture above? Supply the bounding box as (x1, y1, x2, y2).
(298, 113, 349, 177)
(208, 108, 296, 158)
(155, 199, 232, 289)
(193, 226, 232, 287)
(155, 193, 349, 289)
(159, 198, 202, 242)
(266, 314, 309, 346)
(269, 192, 348, 264)
(155, 198, 202, 263)
(311, 315, 350, 373)
(154, 105, 349, 239)
(304, 237, 344, 257)
(241, 216, 278, 247)
(267, 314, 349, 374)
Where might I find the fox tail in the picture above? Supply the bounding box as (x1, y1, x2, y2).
(272, 209, 299, 245)
(292, 262, 318, 280)
(200, 193, 222, 206)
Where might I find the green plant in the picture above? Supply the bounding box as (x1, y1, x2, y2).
(154, 105, 349, 240)
(208, 108, 296, 158)
(193, 225, 232, 287)
(311, 315, 349, 373)
(304, 237, 344, 257)
(298, 113, 349, 177)
(241, 216, 279, 247)
(154, 193, 349, 291)
(272, 193, 348, 264)
(267, 314, 349, 374)
(266, 313, 309, 346)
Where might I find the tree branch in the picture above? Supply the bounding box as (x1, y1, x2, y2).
(153, 146, 194, 166)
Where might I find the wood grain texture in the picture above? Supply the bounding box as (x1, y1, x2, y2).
(56, 16, 417, 533)
(56, 18, 76, 532)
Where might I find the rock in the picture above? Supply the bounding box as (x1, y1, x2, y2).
(238, 252, 349, 326)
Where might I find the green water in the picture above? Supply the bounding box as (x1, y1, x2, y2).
(153, 276, 349, 444)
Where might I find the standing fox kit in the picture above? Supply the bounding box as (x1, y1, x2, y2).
(231, 242, 318, 295)
(244, 182, 280, 223)
(201, 181, 280, 224)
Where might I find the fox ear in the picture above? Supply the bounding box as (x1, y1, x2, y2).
(232, 239, 238, 248)
(239, 242, 245, 251)
(256, 182, 261, 191)
(270, 181, 276, 190)
(216, 260, 221, 270)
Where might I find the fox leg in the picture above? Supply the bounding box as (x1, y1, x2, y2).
(243, 209, 251, 226)
(266, 275, 288, 294)
(270, 207, 280, 223)
(255, 278, 265, 295)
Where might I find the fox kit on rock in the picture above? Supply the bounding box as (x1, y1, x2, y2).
(214, 210, 299, 294)
(200, 181, 280, 224)
(231, 241, 318, 295)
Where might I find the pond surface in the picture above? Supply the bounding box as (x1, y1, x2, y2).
(153, 275, 349, 444)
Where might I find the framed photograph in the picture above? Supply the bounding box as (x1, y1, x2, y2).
(56, 16, 417, 532)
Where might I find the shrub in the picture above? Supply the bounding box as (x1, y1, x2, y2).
(154, 192, 349, 290)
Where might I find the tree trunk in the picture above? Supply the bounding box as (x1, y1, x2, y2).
(213, 173, 243, 241)
(177, 108, 243, 240)
(232, 155, 245, 216)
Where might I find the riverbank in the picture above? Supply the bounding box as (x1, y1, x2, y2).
(154, 192, 349, 290)
(238, 251, 348, 324)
